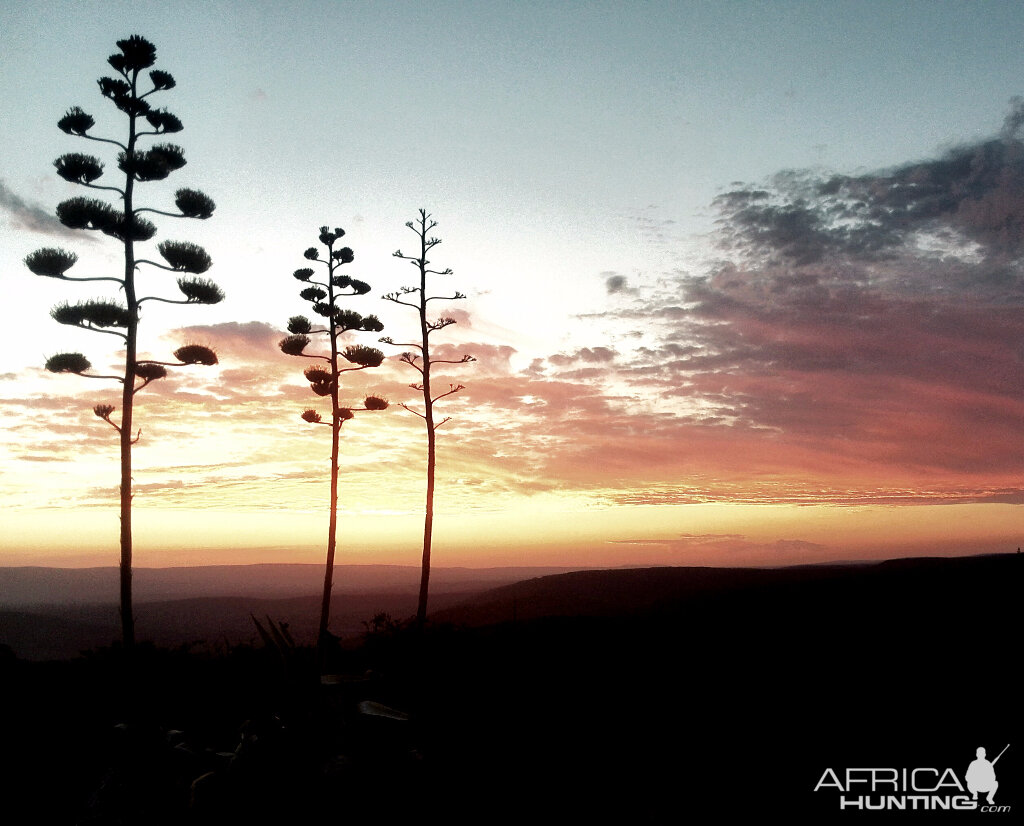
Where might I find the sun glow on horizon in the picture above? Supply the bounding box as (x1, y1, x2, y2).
(2, 499, 1018, 570)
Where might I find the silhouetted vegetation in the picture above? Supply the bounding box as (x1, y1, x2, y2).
(382, 209, 474, 627)
(23, 36, 221, 649)
(279, 226, 388, 665)
(2, 553, 1018, 823)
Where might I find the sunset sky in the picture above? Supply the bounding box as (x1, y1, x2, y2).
(1, 1, 1022, 569)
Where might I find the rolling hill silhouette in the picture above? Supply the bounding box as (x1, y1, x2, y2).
(415, 553, 1020, 822)
(2, 553, 1018, 822)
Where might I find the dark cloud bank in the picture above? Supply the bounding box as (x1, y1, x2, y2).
(601, 101, 1024, 497)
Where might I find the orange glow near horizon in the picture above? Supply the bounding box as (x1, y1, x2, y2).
(2, 500, 1019, 569)
(1, 318, 1020, 570)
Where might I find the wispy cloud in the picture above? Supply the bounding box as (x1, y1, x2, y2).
(0, 179, 79, 238)
(608, 534, 832, 566)
(569, 101, 1024, 502)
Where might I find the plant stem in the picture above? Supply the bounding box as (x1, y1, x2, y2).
(417, 215, 435, 628)
(119, 67, 140, 651)
(318, 242, 342, 668)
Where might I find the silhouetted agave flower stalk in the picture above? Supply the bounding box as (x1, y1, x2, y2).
(383, 209, 475, 628)
(278, 225, 388, 665)
(22, 35, 222, 651)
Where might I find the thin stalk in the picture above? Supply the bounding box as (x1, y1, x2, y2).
(318, 244, 342, 666)
(417, 221, 435, 628)
(118, 66, 140, 651)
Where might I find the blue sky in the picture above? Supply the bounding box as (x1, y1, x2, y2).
(4, 1, 1023, 344)
(1, 1, 1022, 566)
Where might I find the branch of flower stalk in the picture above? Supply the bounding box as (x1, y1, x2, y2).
(426, 319, 456, 333)
(133, 359, 210, 369)
(347, 403, 389, 413)
(432, 384, 465, 404)
(94, 400, 140, 442)
(398, 403, 428, 420)
(303, 399, 387, 428)
(77, 182, 126, 197)
(135, 119, 184, 136)
(134, 259, 179, 271)
(137, 295, 219, 307)
(133, 375, 160, 394)
(72, 325, 130, 342)
(379, 337, 424, 351)
(75, 371, 125, 382)
(137, 86, 169, 101)
(382, 296, 420, 310)
(42, 273, 126, 286)
(398, 353, 425, 374)
(133, 207, 191, 219)
(425, 292, 466, 302)
(93, 404, 122, 434)
(77, 134, 129, 152)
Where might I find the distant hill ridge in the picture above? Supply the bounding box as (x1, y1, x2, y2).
(1, 554, 1016, 661)
(433, 552, 1020, 627)
(0, 563, 581, 607)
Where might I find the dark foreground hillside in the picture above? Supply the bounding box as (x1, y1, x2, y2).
(2, 553, 1019, 824)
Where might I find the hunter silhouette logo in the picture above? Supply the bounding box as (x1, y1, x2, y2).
(966, 744, 1009, 805)
(814, 743, 1011, 812)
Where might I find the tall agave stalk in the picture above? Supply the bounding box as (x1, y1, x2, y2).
(278, 225, 388, 663)
(24, 35, 221, 649)
(382, 209, 474, 628)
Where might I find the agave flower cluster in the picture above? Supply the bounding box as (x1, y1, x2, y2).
(24, 34, 223, 432)
(279, 226, 389, 427)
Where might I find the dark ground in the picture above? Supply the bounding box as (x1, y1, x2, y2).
(2, 553, 1019, 824)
